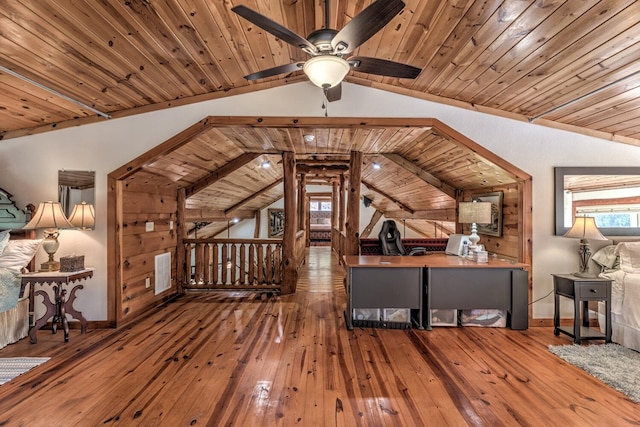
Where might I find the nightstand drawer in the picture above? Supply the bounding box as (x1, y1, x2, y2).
(578, 283, 607, 299)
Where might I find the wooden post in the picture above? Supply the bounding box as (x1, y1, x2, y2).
(298, 173, 307, 232)
(331, 180, 339, 231)
(281, 152, 298, 294)
(345, 151, 363, 256)
(176, 188, 186, 293)
(339, 173, 346, 232)
(254, 209, 261, 238)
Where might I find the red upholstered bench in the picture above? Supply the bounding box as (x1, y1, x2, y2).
(359, 238, 449, 255)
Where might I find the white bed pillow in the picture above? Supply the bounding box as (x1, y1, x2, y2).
(615, 242, 640, 273)
(0, 239, 43, 273)
(592, 245, 618, 269)
(0, 230, 10, 255)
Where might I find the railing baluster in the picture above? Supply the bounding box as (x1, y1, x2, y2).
(257, 245, 264, 284)
(230, 244, 237, 285)
(203, 243, 211, 285)
(212, 244, 219, 285)
(239, 243, 246, 285)
(248, 244, 255, 284)
(221, 244, 228, 284)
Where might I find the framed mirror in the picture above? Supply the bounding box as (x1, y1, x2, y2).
(58, 170, 95, 229)
(554, 167, 640, 236)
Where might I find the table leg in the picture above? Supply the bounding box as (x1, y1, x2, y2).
(553, 292, 560, 336)
(581, 300, 590, 328)
(59, 287, 70, 342)
(29, 290, 57, 344)
(573, 294, 581, 344)
(65, 284, 88, 334)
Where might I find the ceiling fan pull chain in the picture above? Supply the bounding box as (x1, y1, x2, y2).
(322, 87, 329, 117)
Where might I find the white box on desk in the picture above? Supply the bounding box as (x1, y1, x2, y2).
(430, 309, 458, 326)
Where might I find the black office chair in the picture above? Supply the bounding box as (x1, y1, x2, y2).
(378, 220, 406, 256)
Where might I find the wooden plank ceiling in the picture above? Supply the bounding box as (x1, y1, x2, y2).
(119, 117, 518, 238)
(1, 1, 640, 146)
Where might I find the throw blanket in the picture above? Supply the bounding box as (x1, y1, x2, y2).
(0, 268, 21, 313)
(601, 269, 640, 331)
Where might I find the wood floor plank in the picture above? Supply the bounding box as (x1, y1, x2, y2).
(0, 247, 638, 426)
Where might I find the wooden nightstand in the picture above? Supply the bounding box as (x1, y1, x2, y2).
(552, 274, 612, 344)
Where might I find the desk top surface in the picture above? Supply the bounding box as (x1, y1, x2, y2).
(343, 254, 527, 269)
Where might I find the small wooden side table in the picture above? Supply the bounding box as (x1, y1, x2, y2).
(552, 274, 612, 344)
(21, 269, 94, 344)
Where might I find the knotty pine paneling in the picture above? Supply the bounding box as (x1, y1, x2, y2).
(119, 186, 179, 323)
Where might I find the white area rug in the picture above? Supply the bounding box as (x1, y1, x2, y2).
(549, 344, 640, 402)
(0, 357, 50, 385)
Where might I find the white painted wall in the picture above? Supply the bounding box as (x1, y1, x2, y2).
(2, 81, 639, 321)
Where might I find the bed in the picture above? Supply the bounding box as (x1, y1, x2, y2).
(0, 188, 40, 349)
(594, 241, 640, 352)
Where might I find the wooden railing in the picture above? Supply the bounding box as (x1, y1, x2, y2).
(331, 227, 346, 262)
(183, 238, 283, 290)
(295, 230, 306, 268)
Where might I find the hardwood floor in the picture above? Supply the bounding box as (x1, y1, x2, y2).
(0, 247, 638, 426)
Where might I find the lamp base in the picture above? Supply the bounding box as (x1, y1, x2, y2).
(40, 260, 60, 272)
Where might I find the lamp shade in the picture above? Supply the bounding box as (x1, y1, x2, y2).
(458, 202, 492, 224)
(564, 216, 607, 240)
(68, 202, 95, 230)
(303, 56, 350, 88)
(23, 201, 74, 230)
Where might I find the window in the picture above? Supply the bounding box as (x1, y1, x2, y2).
(310, 200, 332, 211)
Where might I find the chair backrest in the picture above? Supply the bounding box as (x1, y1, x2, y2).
(378, 220, 406, 256)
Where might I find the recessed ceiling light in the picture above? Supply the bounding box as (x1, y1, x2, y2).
(261, 160, 271, 169)
(372, 162, 381, 170)
(304, 134, 315, 143)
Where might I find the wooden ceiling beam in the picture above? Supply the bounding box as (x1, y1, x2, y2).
(185, 152, 261, 198)
(384, 209, 457, 221)
(362, 179, 415, 214)
(109, 117, 214, 180)
(296, 164, 350, 174)
(361, 209, 384, 238)
(185, 209, 255, 222)
(382, 153, 458, 199)
(225, 178, 283, 215)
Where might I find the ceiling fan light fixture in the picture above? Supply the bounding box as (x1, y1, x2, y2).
(303, 56, 350, 89)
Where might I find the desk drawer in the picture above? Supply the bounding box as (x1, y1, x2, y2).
(578, 283, 607, 299)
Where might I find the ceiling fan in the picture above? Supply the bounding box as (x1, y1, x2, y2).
(232, 0, 422, 102)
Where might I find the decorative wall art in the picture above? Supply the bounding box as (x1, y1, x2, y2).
(268, 208, 285, 238)
(472, 191, 503, 237)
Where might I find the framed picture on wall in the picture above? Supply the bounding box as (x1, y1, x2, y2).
(268, 208, 285, 238)
(472, 191, 503, 237)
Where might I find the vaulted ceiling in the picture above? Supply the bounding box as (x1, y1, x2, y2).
(1, 0, 640, 146)
(112, 117, 524, 239)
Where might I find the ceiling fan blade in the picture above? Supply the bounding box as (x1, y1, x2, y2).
(326, 84, 342, 102)
(232, 5, 317, 53)
(244, 62, 304, 80)
(348, 56, 421, 79)
(331, 0, 405, 54)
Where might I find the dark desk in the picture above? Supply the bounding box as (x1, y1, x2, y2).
(343, 255, 528, 330)
(21, 269, 93, 343)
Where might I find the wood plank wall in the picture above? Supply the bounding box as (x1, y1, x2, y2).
(119, 181, 179, 323)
